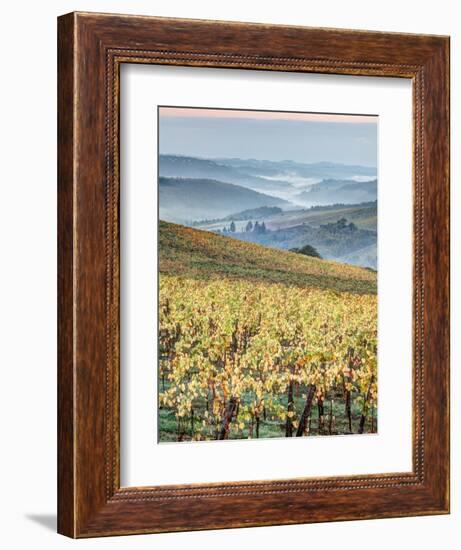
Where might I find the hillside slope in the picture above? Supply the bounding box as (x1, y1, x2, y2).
(159, 177, 290, 222)
(159, 155, 296, 195)
(297, 179, 377, 206)
(225, 219, 376, 267)
(265, 202, 377, 231)
(192, 203, 377, 269)
(159, 221, 377, 295)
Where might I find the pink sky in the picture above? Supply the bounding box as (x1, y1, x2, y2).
(159, 106, 377, 124)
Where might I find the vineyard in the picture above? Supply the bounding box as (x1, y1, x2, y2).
(158, 222, 378, 443)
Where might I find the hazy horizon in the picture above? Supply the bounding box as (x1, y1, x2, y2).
(160, 152, 377, 169)
(159, 107, 378, 167)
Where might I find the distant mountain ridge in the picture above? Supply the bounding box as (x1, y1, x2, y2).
(159, 154, 377, 206)
(159, 177, 290, 223)
(212, 157, 377, 180)
(159, 154, 290, 194)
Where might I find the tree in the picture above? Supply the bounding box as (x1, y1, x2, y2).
(348, 222, 357, 231)
(253, 221, 260, 233)
(260, 222, 267, 234)
(245, 220, 253, 232)
(229, 221, 236, 232)
(289, 244, 322, 259)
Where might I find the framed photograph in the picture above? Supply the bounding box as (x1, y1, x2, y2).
(58, 12, 450, 537)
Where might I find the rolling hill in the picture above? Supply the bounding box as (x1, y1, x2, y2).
(214, 157, 377, 181)
(159, 155, 295, 195)
(296, 179, 377, 206)
(224, 219, 377, 268)
(159, 221, 377, 295)
(191, 202, 377, 269)
(266, 202, 377, 231)
(159, 177, 291, 223)
(159, 155, 378, 204)
(194, 202, 377, 232)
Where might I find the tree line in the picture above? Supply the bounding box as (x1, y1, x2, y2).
(221, 220, 268, 234)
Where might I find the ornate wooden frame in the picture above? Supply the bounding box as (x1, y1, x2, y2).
(57, 12, 450, 537)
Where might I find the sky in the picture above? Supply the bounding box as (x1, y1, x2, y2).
(159, 107, 378, 167)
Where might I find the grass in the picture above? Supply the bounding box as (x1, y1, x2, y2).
(159, 221, 377, 295)
(158, 381, 376, 442)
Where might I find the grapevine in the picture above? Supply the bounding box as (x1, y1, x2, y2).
(159, 275, 377, 442)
